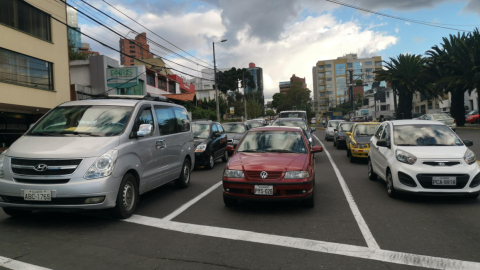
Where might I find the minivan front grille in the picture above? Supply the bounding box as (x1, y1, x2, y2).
(1, 196, 87, 205)
(11, 158, 82, 176)
(14, 178, 70, 184)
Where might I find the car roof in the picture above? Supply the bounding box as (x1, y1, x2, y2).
(59, 99, 140, 107)
(388, 120, 446, 126)
(353, 122, 380, 125)
(340, 122, 354, 125)
(223, 122, 245, 125)
(248, 126, 302, 132)
(275, 118, 304, 121)
(192, 121, 216, 125)
(280, 110, 307, 113)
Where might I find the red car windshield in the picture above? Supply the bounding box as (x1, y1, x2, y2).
(236, 131, 307, 154)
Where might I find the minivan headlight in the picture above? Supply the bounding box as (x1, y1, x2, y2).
(0, 150, 7, 178)
(84, 150, 118, 180)
(464, 149, 476, 165)
(224, 170, 244, 178)
(396, 149, 417, 165)
(195, 143, 206, 152)
(284, 171, 309, 179)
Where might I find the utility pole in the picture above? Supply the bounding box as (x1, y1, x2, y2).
(348, 69, 354, 112)
(243, 71, 247, 120)
(212, 39, 227, 122)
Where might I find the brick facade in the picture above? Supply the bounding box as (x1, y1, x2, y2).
(119, 32, 154, 66)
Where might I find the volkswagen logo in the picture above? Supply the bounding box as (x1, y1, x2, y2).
(34, 164, 48, 172)
(438, 162, 445, 166)
(260, 171, 268, 179)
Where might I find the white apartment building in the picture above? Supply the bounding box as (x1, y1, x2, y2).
(312, 54, 382, 114)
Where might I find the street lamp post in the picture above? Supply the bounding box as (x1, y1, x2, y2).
(213, 39, 227, 122)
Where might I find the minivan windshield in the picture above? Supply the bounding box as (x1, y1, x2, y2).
(354, 124, 380, 136)
(339, 123, 354, 132)
(279, 112, 306, 119)
(223, 124, 246, 133)
(29, 105, 133, 136)
(236, 131, 307, 154)
(192, 124, 210, 139)
(394, 124, 463, 146)
(272, 120, 307, 131)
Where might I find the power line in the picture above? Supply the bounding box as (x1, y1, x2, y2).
(24, 0, 214, 82)
(326, 0, 473, 32)
(101, 0, 214, 68)
(79, 0, 214, 70)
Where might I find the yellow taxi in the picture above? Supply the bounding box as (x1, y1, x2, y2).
(345, 122, 380, 163)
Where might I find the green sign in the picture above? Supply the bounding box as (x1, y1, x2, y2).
(106, 67, 139, 88)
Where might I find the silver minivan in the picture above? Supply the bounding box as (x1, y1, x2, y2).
(0, 96, 194, 218)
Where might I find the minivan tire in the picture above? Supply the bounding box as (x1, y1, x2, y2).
(110, 173, 138, 219)
(222, 151, 228, 162)
(3, 208, 32, 217)
(175, 159, 191, 189)
(206, 153, 215, 170)
(368, 159, 377, 181)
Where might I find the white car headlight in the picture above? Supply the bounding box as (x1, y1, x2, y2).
(284, 171, 309, 179)
(396, 149, 417, 165)
(195, 143, 206, 152)
(0, 150, 7, 178)
(84, 150, 118, 180)
(224, 169, 244, 178)
(464, 149, 476, 165)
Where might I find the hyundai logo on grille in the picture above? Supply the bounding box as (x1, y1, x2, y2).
(438, 162, 445, 166)
(34, 164, 48, 172)
(260, 171, 268, 179)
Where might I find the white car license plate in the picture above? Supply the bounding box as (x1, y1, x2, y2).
(24, 190, 52, 201)
(432, 177, 456, 186)
(254, 185, 274, 195)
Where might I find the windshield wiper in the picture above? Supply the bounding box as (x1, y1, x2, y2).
(265, 149, 297, 153)
(397, 144, 416, 146)
(424, 144, 452, 146)
(30, 132, 59, 136)
(238, 150, 265, 153)
(60, 131, 100, 137)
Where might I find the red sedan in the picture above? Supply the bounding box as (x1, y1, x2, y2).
(223, 126, 323, 207)
(466, 113, 479, 124)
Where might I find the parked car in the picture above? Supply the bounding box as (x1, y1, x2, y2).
(222, 122, 249, 155)
(310, 118, 316, 124)
(466, 113, 480, 124)
(415, 114, 457, 131)
(465, 110, 478, 118)
(0, 95, 194, 219)
(346, 122, 381, 163)
(333, 122, 354, 149)
(246, 120, 264, 129)
(325, 120, 345, 141)
(192, 121, 228, 169)
(222, 126, 323, 207)
(368, 120, 479, 198)
(350, 116, 366, 122)
(271, 118, 315, 146)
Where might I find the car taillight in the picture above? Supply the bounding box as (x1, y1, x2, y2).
(454, 119, 456, 123)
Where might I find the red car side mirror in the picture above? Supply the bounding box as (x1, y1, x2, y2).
(311, 146, 323, 153)
(226, 145, 235, 151)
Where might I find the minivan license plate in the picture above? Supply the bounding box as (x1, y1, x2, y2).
(24, 190, 51, 201)
(432, 177, 456, 186)
(254, 185, 273, 195)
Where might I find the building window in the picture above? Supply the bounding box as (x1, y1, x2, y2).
(381, 105, 387, 111)
(317, 65, 324, 70)
(319, 92, 326, 97)
(366, 75, 373, 79)
(327, 91, 333, 95)
(318, 73, 324, 77)
(365, 68, 373, 73)
(365, 61, 372, 65)
(354, 62, 362, 74)
(375, 61, 382, 67)
(336, 77, 346, 95)
(335, 63, 346, 75)
(120, 41, 124, 44)
(130, 46, 135, 49)
(347, 63, 353, 68)
(428, 101, 433, 110)
(0, 48, 54, 90)
(386, 92, 390, 98)
(326, 77, 332, 81)
(319, 85, 325, 90)
(130, 50, 135, 53)
(1, 0, 52, 41)
(130, 59, 134, 62)
(326, 71, 332, 75)
(129, 41, 135, 44)
(319, 79, 325, 84)
(146, 72, 155, 86)
(326, 84, 332, 88)
(325, 64, 331, 68)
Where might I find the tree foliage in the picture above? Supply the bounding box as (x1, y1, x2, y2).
(68, 42, 90, 61)
(266, 110, 276, 116)
(271, 93, 285, 109)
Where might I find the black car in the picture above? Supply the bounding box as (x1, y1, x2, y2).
(192, 121, 228, 169)
(222, 122, 249, 155)
(246, 120, 264, 129)
(333, 122, 354, 149)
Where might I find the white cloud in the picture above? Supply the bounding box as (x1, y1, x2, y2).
(405, 22, 411, 25)
(395, 27, 399, 33)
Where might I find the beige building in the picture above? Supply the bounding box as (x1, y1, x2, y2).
(312, 54, 382, 114)
(0, 0, 70, 148)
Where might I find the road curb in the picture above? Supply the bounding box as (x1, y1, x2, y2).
(457, 127, 480, 130)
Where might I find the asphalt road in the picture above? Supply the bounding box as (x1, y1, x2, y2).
(0, 129, 480, 270)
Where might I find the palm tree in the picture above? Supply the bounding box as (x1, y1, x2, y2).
(374, 54, 438, 119)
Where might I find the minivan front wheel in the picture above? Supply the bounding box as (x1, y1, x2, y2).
(111, 173, 138, 219)
(3, 208, 32, 217)
(175, 159, 191, 188)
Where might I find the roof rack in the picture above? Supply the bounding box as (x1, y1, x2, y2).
(92, 93, 172, 103)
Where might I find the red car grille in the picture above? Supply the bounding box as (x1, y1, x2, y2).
(245, 171, 283, 180)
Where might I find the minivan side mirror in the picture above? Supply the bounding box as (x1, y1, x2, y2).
(213, 131, 221, 138)
(464, 140, 474, 147)
(311, 146, 323, 153)
(377, 140, 388, 147)
(346, 132, 352, 136)
(137, 124, 153, 137)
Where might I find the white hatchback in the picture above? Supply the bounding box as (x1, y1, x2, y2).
(368, 120, 480, 198)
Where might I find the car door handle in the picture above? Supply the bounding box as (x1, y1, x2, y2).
(156, 140, 166, 149)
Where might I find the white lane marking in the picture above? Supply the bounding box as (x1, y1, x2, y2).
(0, 256, 51, 270)
(313, 134, 380, 250)
(125, 215, 480, 270)
(163, 181, 222, 221)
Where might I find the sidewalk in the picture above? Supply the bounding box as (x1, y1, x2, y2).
(457, 124, 480, 130)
